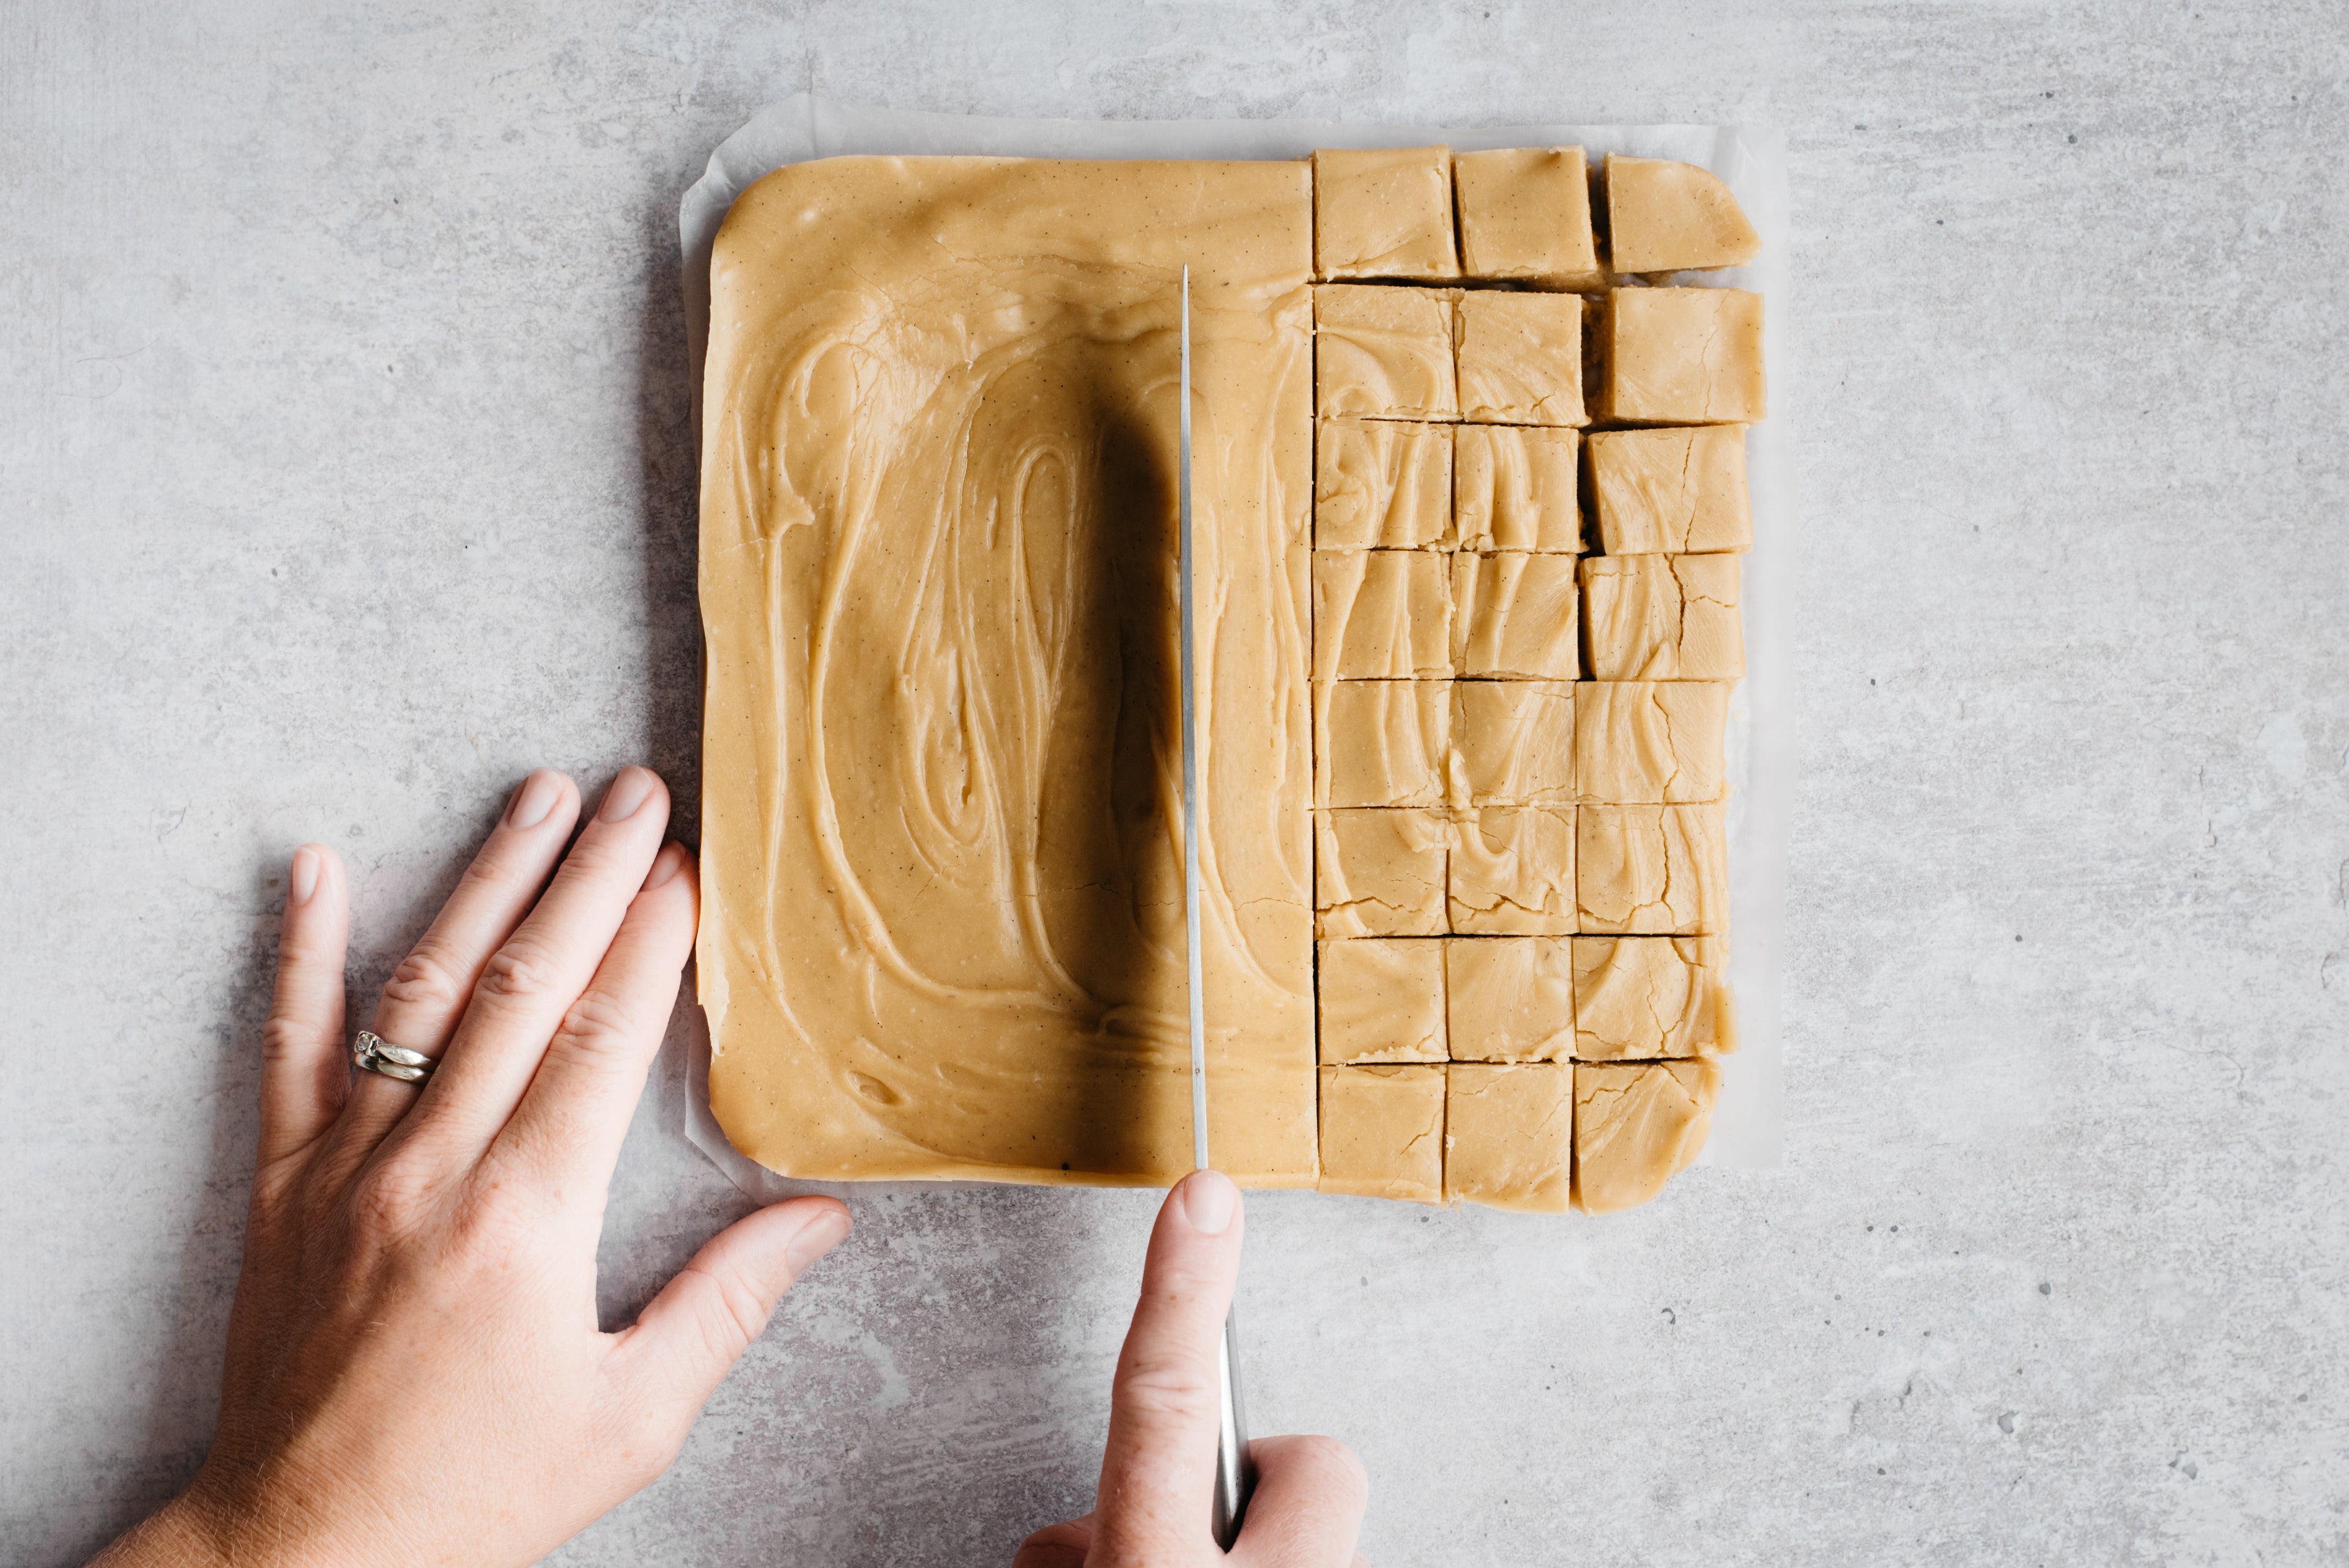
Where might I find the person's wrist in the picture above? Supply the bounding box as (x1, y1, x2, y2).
(88, 1492, 236, 1568)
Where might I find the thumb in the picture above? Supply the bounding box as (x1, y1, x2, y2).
(610, 1197, 852, 1416)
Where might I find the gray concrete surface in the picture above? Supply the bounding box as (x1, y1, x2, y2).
(4, 2, 2345, 1563)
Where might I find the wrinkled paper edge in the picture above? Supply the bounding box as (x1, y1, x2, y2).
(672, 95, 1792, 1204)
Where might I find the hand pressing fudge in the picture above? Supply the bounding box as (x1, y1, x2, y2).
(1446, 937, 1575, 1063)
(1319, 1065, 1447, 1203)
(1449, 681, 1575, 807)
(1455, 291, 1587, 427)
(1603, 154, 1762, 275)
(1316, 284, 1459, 420)
(1313, 147, 1461, 281)
(1581, 554, 1745, 681)
(1571, 936, 1735, 1059)
(1317, 938, 1447, 1063)
(1586, 426, 1751, 555)
(1444, 1063, 1572, 1213)
(1316, 419, 1453, 549)
(1316, 809, 1448, 939)
(1454, 426, 1580, 553)
(1600, 287, 1765, 425)
(1574, 1059, 1719, 1213)
(1452, 553, 1582, 681)
(1453, 147, 1603, 289)
(1314, 550, 1452, 680)
(1574, 681, 1728, 803)
(1448, 805, 1576, 935)
(1576, 804, 1728, 935)
(1315, 681, 1450, 808)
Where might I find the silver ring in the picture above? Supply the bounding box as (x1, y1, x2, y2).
(353, 1030, 436, 1083)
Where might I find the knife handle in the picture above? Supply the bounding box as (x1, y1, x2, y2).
(1211, 1303, 1255, 1550)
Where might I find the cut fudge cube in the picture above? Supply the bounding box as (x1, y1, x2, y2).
(1317, 938, 1447, 1063)
(1445, 937, 1575, 1062)
(1570, 936, 1735, 1059)
(1315, 681, 1450, 808)
(1449, 681, 1575, 807)
(1453, 147, 1601, 288)
(1447, 805, 1575, 935)
(1316, 420, 1453, 549)
(1454, 426, 1580, 553)
(1452, 553, 1581, 681)
(1313, 147, 1460, 281)
(1580, 555, 1745, 681)
(1575, 804, 1728, 934)
(1600, 287, 1765, 425)
(1315, 284, 1459, 420)
(1444, 1063, 1572, 1212)
(1454, 290, 1586, 427)
(1318, 1064, 1447, 1202)
(1603, 154, 1762, 275)
(1573, 681, 1727, 803)
(1316, 809, 1448, 939)
(1573, 1059, 1719, 1213)
(1313, 551, 1452, 681)
(1586, 426, 1751, 554)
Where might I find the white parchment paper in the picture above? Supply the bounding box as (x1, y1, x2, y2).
(674, 95, 1791, 1202)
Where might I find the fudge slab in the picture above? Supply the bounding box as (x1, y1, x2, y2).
(1315, 681, 1450, 808)
(1313, 550, 1452, 681)
(1576, 804, 1729, 935)
(1574, 1059, 1720, 1213)
(1313, 147, 1461, 281)
(699, 156, 1316, 1187)
(1315, 284, 1459, 421)
(1574, 681, 1729, 804)
(1452, 553, 1583, 681)
(1319, 1065, 1447, 1202)
(1453, 147, 1602, 288)
(1317, 937, 1447, 1063)
(1445, 1063, 1573, 1213)
(1316, 420, 1452, 550)
(1448, 805, 1576, 936)
(1316, 808, 1448, 939)
(1449, 681, 1576, 808)
(1603, 154, 1761, 275)
(1454, 290, 1587, 427)
(1453, 426, 1581, 553)
(1581, 554, 1745, 681)
(1600, 287, 1766, 426)
(1586, 426, 1751, 555)
(1571, 936, 1735, 1059)
(1446, 937, 1575, 1063)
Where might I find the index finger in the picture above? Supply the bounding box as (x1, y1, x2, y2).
(1091, 1170, 1245, 1559)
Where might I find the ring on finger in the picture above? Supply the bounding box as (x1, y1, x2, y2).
(352, 1030, 436, 1084)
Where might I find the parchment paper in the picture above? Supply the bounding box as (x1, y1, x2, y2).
(673, 95, 1791, 1203)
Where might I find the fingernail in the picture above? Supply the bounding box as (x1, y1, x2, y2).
(642, 843, 687, 890)
(288, 846, 321, 906)
(1181, 1169, 1239, 1235)
(599, 766, 656, 823)
(507, 769, 562, 829)
(785, 1210, 852, 1274)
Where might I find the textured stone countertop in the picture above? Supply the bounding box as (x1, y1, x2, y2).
(4, 4, 2343, 1564)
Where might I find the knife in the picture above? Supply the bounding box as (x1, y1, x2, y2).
(1176, 265, 1256, 1551)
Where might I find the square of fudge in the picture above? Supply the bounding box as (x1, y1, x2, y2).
(1447, 805, 1575, 935)
(1313, 147, 1461, 281)
(1452, 553, 1581, 681)
(1580, 554, 1745, 681)
(1316, 809, 1448, 939)
(1454, 290, 1586, 427)
(1573, 681, 1727, 803)
(1318, 1064, 1447, 1202)
(1453, 147, 1601, 288)
(1454, 426, 1580, 553)
(1444, 1063, 1572, 1212)
(1571, 936, 1734, 1059)
(1603, 154, 1762, 275)
(1575, 804, 1728, 935)
(1316, 420, 1453, 549)
(1600, 287, 1765, 425)
(1315, 284, 1459, 420)
(1586, 426, 1751, 554)
(1445, 937, 1575, 1062)
(1315, 681, 1450, 808)
(1450, 681, 1575, 807)
(1573, 1059, 1719, 1213)
(1313, 550, 1452, 681)
(1317, 937, 1447, 1063)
